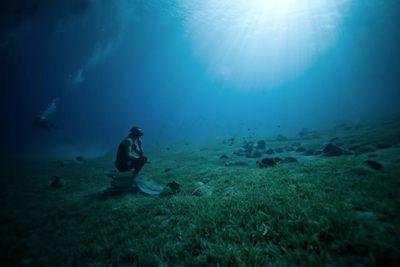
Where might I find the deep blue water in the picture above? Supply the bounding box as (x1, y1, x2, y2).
(1, 0, 399, 158)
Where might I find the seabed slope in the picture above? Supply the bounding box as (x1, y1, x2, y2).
(1, 120, 400, 266)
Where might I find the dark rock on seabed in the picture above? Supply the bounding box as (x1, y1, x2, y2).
(323, 143, 345, 156)
(266, 148, 275, 154)
(281, 157, 298, 163)
(364, 160, 383, 170)
(258, 157, 277, 168)
(256, 140, 266, 150)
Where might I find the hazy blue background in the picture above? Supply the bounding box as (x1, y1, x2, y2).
(0, 0, 399, 158)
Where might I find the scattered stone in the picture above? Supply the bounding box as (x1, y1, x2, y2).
(296, 147, 306, 153)
(224, 186, 235, 196)
(323, 143, 344, 156)
(276, 134, 288, 141)
(75, 156, 85, 163)
(330, 137, 340, 143)
(59, 160, 73, 167)
(348, 145, 360, 151)
(348, 167, 372, 176)
(220, 155, 229, 160)
(285, 146, 294, 152)
(319, 231, 335, 244)
(192, 182, 213, 197)
(275, 148, 284, 153)
(159, 181, 180, 196)
(273, 157, 282, 163)
(364, 160, 383, 170)
(226, 137, 235, 146)
(292, 142, 301, 147)
(303, 149, 315, 156)
(233, 149, 246, 156)
(225, 161, 248, 167)
(250, 151, 262, 158)
(281, 157, 298, 163)
(266, 148, 275, 154)
(354, 146, 376, 155)
(256, 140, 266, 150)
(375, 143, 393, 149)
(356, 211, 377, 220)
(325, 187, 334, 193)
(334, 123, 352, 131)
(50, 176, 64, 188)
(298, 128, 309, 138)
(258, 157, 277, 168)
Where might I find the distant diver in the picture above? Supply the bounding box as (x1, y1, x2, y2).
(32, 98, 58, 131)
(115, 126, 148, 175)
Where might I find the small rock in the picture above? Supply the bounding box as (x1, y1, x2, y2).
(164, 168, 172, 173)
(50, 176, 64, 188)
(225, 161, 248, 167)
(258, 157, 277, 168)
(325, 187, 334, 193)
(281, 157, 298, 163)
(296, 147, 306, 153)
(356, 211, 377, 220)
(75, 156, 85, 163)
(303, 149, 315, 156)
(298, 128, 309, 138)
(314, 150, 322, 155)
(159, 181, 180, 196)
(276, 134, 288, 141)
(323, 143, 344, 156)
(375, 143, 393, 149)
(192, 182, 213, 197)
(292, 142, 301, 147)
(220, 155, 229, 160)
(250, 151, 262, 158)
(256, 140, 266, 150)
(266, 148, 275, 154)
(275, 148, 284, 153)
(224, 186, 235, 196)
(348, 167, 372, 176)
(364, 160, 383, 170)
(273, 157, 282, 163)
(354, 145, 376, 155)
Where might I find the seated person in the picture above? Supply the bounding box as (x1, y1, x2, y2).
(115, 126, 147, 175)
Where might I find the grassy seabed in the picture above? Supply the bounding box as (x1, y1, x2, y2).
(1, 121, 400, 266)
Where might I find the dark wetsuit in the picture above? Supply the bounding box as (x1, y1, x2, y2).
(115, 137, 147, 173)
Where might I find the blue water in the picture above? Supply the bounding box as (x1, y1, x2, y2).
(0, 0, 399, 158)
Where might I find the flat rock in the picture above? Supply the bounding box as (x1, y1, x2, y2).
(192, 182, 213, 197)
(354, 145, 376, 155)
(256, 140, 266, 150)
(50, 176, 64, 188)
(225, 161, 248, 167)
(224, 186, 235, 196)
(303, 149, 315, 156)
(296, 147, 306, 153)
(348, 166, 372, 176)
(323, 143, 344, 156)
(364, 160, 383, 170)
(265, 148, 275, 154)
(258, 157, 277, 168)
(281, 157, 298, 163)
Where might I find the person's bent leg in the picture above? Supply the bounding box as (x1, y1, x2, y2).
(132, 157, 147, 175)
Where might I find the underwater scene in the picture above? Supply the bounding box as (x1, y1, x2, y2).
(0, 0, 400, 266)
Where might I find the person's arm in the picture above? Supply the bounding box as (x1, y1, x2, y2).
(124, 139, 140, 160)
(137, 138, 144, 157)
